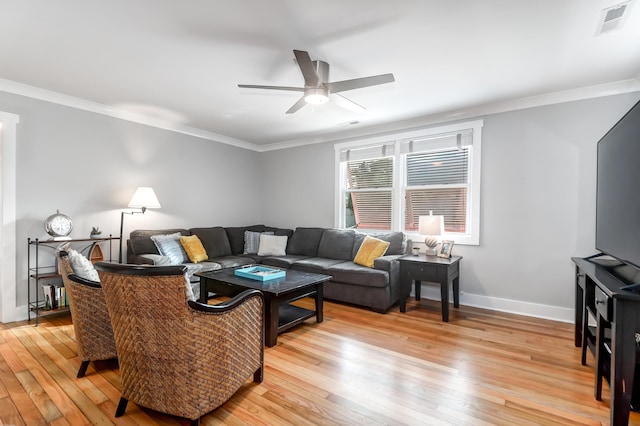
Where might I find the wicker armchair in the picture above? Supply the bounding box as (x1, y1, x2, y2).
(57, 251, 117, 378)
(94, 262, 264, 426)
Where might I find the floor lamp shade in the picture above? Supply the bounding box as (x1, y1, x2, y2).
(127, 187, 161, 210)
(119, 187, 161, 263)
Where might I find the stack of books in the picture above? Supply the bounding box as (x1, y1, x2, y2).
(41, 284, 68, 310)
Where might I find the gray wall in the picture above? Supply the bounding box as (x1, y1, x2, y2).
(261, 93, 640, 313)
(3, 89, 640, 318)
(0, 91, 262, 307)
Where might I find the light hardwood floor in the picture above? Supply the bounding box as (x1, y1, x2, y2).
(1, 296, 639, 425)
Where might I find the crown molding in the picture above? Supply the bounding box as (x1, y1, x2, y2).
(1, 77, 639, 153)
(0, 78, 259, 151)
(256, 77, 640, 152)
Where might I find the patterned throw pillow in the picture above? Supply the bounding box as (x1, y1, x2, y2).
(150, 233, 188, 265)
(67, 249, 100, 281)
(244, 230, 274, 254)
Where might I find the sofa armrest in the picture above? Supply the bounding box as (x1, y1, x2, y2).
(373, 254, 403, 271)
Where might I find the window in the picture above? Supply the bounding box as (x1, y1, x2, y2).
(335, 120, 482, 245)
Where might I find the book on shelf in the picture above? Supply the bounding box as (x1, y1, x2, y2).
(41, 284, 68, 310)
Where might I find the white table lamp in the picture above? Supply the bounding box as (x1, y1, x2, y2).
(419, 213, 444, 256)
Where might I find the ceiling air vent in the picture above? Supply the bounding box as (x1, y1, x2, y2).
(597, 1, 633, 34)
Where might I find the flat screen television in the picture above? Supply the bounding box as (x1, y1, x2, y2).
(595, 98, 640, 284)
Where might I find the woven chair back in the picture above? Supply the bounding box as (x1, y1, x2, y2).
(57, 252, 117, 364)
(96, 262, 264, 421)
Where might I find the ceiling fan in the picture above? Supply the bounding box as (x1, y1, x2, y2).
(238, 49, 395, 114)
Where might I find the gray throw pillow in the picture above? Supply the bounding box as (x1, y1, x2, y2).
(244, 231, 274, 254)
(150, 232, 189, 265)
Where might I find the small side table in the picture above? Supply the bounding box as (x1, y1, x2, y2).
(398, 254, 462, 321)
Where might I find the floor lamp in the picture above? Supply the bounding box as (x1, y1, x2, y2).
(119, 187, 161, 263)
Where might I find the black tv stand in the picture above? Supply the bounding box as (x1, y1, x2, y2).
(573, 256, 640, 425)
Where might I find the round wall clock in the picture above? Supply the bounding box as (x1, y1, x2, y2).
(44, 210, 73, 239)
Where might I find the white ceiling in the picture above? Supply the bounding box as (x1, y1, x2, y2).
(1, 0, 640, 151)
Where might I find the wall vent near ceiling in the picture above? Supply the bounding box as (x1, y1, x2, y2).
(597, 1, 633, 35)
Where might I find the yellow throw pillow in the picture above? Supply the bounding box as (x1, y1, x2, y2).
(180, 235, 208, 263)
(354, 236, 390, 268)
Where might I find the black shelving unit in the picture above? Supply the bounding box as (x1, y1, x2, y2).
(27, 236, 118, 325)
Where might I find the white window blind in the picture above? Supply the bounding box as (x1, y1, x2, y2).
(342, 143, 394, 230)
(404, 147, 470, 233)
(335, 120, 482, 245)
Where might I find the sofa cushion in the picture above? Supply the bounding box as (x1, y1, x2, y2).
(352, 231, 405, 257)
(129, 229, 190, 256)
(190, 227, 232, 258)
(258, 234, 288, 256)
(150, 232, 189, 265)
(327, 261, 389, 288)
(244, 230, 273, 254)
(317, 229, 356, 260)
(180, 235, 208, 263)
(225, 225, 265, 255)
(353, 236, 390, 268)
(287, 227, 325, 256)
(261, 255, 311, 269)
(290, 257, 344, 275)
(207, 255, 255, 269)
(139, 254, 172, 266)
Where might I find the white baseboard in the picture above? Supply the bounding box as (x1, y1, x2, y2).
(412, 286, 574, 323)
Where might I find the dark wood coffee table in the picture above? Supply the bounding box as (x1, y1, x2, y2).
(196, 268, 331, 347)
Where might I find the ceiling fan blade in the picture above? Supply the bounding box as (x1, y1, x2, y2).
(326, 73, 395, 93)
(293, 50, 319, 87)
(332, 93, 366, 113)
(286, 96, 307, 114)
(238, 84, 304, 92)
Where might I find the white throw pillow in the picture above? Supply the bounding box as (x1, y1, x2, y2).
(150, 232, 188, 265)
(244, 230, 274, 254)
(67, 249, 100, 282)
(257, 234, 288, 256)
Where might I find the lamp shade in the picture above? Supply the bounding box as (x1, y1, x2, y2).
(128, 187, 161, 209)
(418, 215, 444, 236)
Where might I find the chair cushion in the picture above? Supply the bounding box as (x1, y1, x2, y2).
(150, 232, 189, 265)
(180, 235, 208, 263)
(353, 236, 390, 268)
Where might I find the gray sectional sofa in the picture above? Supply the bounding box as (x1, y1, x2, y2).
(127, 225, 407, 312)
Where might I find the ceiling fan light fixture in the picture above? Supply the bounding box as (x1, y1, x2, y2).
(304, 87, 329, 105)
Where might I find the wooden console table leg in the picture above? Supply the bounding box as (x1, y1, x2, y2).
(453, 276, 460, 308)
(315, 284, 324, 323)
(441, 280, 450, 322)
(265, 297, 279, 347)
(414, 280, 421, 300)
